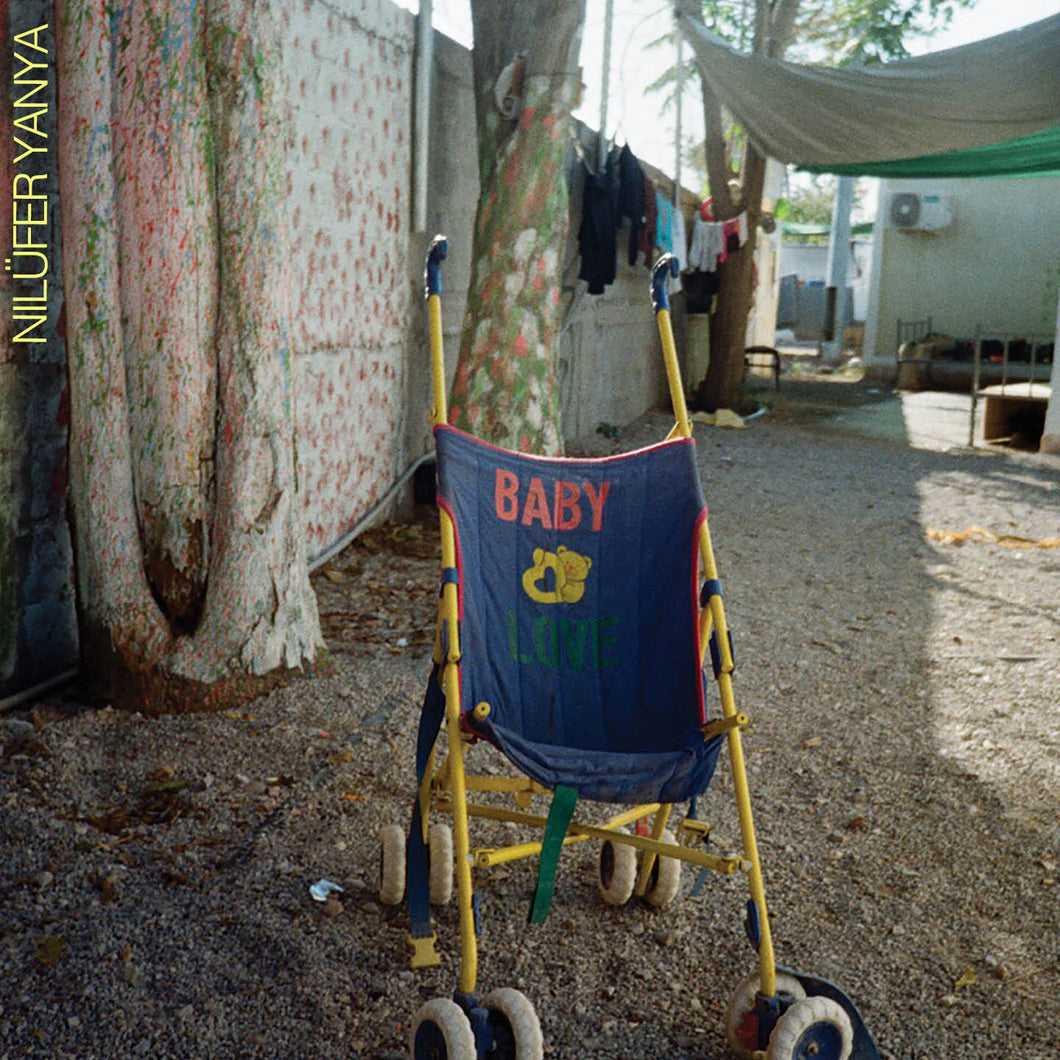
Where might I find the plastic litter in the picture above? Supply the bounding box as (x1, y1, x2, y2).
(309, 879, 344, 902)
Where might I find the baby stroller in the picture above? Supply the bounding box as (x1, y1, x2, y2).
(380, 237, 881, 1060)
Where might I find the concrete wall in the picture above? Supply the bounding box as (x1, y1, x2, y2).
(863, 176, 1060, 376)
(559, 260, 671, 442)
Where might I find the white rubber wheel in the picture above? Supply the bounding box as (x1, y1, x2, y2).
(379, 824, 406, 906)
(643, 830, 683, 908)
(481, 987, 544, 1060)
(409, 997, 476, 1060)
(597, 831, 637, 906)
(428, 823, 454, 905)
(726, 972, 807, 1060)
(767, 995, 854, 1060)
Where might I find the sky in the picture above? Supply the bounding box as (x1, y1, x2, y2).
(398, 0, 1059, 196)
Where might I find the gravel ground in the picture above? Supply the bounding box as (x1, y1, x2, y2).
(3, 380, 1059, 1060)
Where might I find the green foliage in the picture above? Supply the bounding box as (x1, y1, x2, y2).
(782, 176, 837, 238)
(795, 0, 975, 65)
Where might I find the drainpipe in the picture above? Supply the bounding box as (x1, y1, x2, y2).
(413, 0, 434, 233)
(598, 0, 614, 170)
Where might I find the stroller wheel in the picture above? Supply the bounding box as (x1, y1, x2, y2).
(409, 997, 475, 1060)
(644, 830, 682, 908)
(428, 823, 454, 905)
(766, 995, 853, 1060)
(481, 987, 544, 1060)
(597, 832, 637, 905)
(726, 972, 806, 1060)
(379, 824, 407, 906)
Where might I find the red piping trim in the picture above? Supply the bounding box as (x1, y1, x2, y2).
(692, 507, 708, 726)
(433, 423, 694, 467)
(436, 496, 465, 622)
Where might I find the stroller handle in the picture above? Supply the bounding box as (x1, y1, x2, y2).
(425, 235, 449, 298)
(651, 254, 680, 313)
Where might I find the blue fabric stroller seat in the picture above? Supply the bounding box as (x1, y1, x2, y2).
(435, 424, 724, 805)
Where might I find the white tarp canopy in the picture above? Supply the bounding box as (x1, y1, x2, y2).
(676, 10, 1060, 178)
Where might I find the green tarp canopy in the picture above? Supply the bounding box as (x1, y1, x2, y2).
(676, 9, 1060, 178)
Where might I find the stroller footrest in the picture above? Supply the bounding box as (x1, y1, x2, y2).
(407, 931, 442, 969)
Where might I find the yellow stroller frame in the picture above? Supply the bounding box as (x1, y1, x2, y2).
(383, 238, 880, 1060)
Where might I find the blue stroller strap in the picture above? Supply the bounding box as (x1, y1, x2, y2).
(407, 666, 446, 939)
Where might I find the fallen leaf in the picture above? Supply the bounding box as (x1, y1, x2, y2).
(954, 966, 977, 989)
(845, 815, 868, 832)
(265, 774, 296, 787)
(143, 778, 188, 796)
(341, 792, 365, 803)
(803, 737, 822, 749)
(35, 936, 65, 967)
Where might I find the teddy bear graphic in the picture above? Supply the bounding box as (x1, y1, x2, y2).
(521, 546, 593, 604)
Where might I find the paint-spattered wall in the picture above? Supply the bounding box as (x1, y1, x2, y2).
(0, 6, 78, 701)
(283, 0, 415, 561)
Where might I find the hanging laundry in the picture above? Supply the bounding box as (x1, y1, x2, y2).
(671, 206, 688, 272)
(687, 212, 750, 270)
(617, 144, 646, 267)
(720, 214, 748, 261)
(654, 191, 675, 255)
(688, 216, 723, 271)
(681, 269, 720, 314)
(577, 151, 619, 295)
(638, 172, 657, 266)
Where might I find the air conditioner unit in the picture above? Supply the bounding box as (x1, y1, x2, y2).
(891, 192, 953, 232)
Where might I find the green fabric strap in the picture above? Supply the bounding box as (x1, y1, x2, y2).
(528, 784, 578, 925)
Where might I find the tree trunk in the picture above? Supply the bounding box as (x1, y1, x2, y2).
(56, 0, 322, 713)
(697, 144, 767, 412)
(688, 0, 799, 412)
(449, 0, 586, 455)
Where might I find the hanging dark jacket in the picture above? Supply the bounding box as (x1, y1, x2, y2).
(577, 152, 620, 295)
(617, 143, 646, 266)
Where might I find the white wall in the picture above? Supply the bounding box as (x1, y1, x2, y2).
(863, 175, 1060, 376)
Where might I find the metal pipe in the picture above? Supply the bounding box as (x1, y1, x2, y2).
(412, 0, 434, 233)
(598, 0, 614, 170)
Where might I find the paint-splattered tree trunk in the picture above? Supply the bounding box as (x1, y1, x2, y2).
(55, 0, 322, 713)
(449, 0, 586, 456)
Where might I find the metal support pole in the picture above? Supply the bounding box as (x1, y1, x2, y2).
(674, 31, 683, 208)
(822, 175, 855, 363)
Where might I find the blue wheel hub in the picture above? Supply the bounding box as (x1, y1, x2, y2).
(793, 1021, 845, 1060)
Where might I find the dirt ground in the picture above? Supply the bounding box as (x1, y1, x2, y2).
(2, 374, 1059, 1060)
